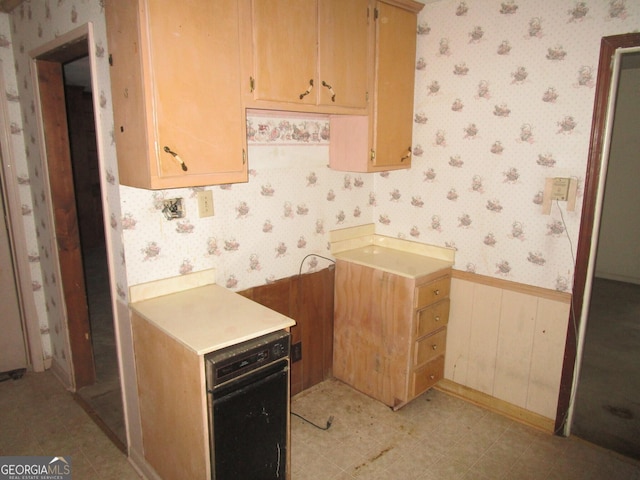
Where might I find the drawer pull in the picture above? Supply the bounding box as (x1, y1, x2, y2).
(434, 289, 440, 296)
(432, 344, 438, 351)
(321, 80, 336, 102)
(164, 146, 188, 171)
(435, 315, 440, 322)
(429, 374, 435, 380)
(299, 79, 314, 100)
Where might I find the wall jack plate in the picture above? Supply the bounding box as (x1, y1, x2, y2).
(551, 177, 570, 201)
(162, 198, 185, 220)
(542, 177, 577, 215)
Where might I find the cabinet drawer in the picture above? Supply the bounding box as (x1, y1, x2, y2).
(415, 276, 450, 309)
(412, 355, 444, 397)
(416, 299, 450, 337)
(415, 328, 447, 366)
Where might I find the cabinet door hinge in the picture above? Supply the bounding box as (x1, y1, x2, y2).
(249, 76, 255, 93)
(108, 54, 113, 66)
(374, 7, 379, 21)
(370, 149, 376, 163)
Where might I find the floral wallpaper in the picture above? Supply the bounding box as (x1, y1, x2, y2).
(374, 0, 640, 291)
(2, 0, 123, 376)
(121, 111, 371, 288)
(1, 0, 640, 378)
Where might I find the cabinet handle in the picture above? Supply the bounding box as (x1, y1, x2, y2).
(435, 316, 440, 322)
(163, 146, 188, 172)
(242, 149, 246, 165)
(400, 147, 412, 162)
(432, 344, 438, 351)
(299, 79, 314, 100)
(321, 80, 336, 102)
(434, 289, 440, 296)
(429, 374, 435, 380)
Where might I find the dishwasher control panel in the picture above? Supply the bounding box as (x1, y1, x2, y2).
(205, 330, 290, 387)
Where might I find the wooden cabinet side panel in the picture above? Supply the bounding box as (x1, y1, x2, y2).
(328, 115, 369, 172)
(251, 0, 317, 104)
(379, 271, 414, 406)
(334, 261, 414, 407)
(372, 1, 417, 168)
(105, 0, 154, 188)
(318, 0, 370, 108)
(334, 261, 376, 395)
(132, 313, 207, 479)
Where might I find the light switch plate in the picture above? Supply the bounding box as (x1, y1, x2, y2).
(197, 190, 214, 217)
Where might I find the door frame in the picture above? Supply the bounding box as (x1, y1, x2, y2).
(555, 33, 640, 434)
(30, 24, 98, 389)
(0, 60, 44, 372)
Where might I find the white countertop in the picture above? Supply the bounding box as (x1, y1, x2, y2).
(333, 245, 452, 279)
(329, 226, 455, 279)
(130, 283, 295, 356)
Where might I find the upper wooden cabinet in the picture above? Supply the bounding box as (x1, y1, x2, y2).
(241, 0, 370, 113)
(329, 0, 422, 172)
(105, 0, 248, 189)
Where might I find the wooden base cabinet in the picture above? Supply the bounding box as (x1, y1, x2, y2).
(105, 0, 247, 189)
(333, 260, 451, 410)
(131, 312, 210, 479)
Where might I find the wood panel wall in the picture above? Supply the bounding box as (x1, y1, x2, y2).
(443, 271, 570, 427)
(238, 266, 335, 396)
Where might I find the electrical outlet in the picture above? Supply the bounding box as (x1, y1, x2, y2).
(197, 190, 214, 217)
(291, 342, 302, 363)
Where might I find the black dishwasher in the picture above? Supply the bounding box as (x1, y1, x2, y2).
(205, 330, 290, 479)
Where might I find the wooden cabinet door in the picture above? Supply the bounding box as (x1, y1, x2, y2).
(371, 1, 417, 169)
(148, 0, 246, 184)
(106, 0, 247, 189)
(328, 0, 421, 173)
(250, 0, 317, 105)
(317, 0, 370, 108)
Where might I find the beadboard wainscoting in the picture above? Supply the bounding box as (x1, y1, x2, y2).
(441, 271, 571, 431)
